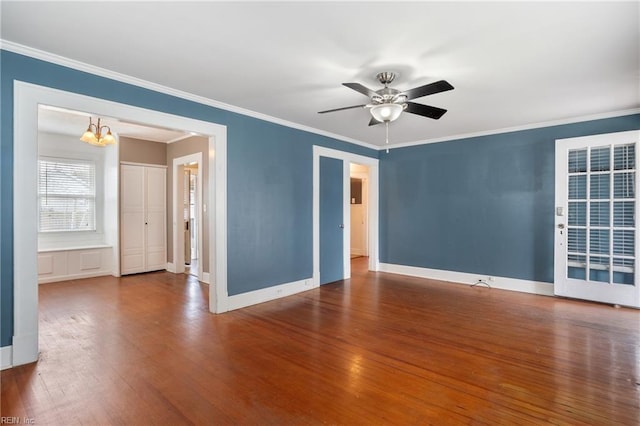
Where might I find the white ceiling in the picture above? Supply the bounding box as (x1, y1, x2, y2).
(3, 1, 639, 148)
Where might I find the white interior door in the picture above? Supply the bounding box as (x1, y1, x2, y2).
(120, 165, 145, 274)
(145, 166, 166, 271)
(555, 130, 640, 308)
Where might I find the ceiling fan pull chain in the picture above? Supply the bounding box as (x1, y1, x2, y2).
(385, 121, 390, 153)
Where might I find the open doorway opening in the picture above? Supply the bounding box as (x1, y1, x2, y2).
(36, 105, 120, 285)
(183, 163, 201, 278)
(350, 164, 369, 259)
(172, 151, 204, 282)
(312, 146, 379, 286)
(12, 82, 228, 367)
(184, 164, 199, 276)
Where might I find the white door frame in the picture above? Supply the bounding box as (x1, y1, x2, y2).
(312, 146, 379, 286)
(555, 130, 640, 308)
(12, 81, 228, 367)
(172, 152, 204, 281)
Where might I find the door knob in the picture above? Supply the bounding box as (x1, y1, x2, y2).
(338, 224, 344, 229)
(557, 224, 565, 229)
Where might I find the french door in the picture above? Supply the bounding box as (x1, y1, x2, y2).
(555, 130, 640, 307)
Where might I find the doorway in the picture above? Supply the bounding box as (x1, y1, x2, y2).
(185, 165, 199, 276)
(173, 153, 203, 282)
(350, 164, 369, 260)
(12, 82, 228, 367)
(554, 130, 640, 307)
(313, 146, 379, 286)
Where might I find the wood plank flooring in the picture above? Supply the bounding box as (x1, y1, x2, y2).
(1, 257, 639, 425)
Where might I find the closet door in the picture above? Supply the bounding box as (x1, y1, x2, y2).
(145, 166, 167, 271)
(120, 165, 146, 274)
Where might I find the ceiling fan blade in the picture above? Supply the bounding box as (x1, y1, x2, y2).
(318, 104, 367, 114)
(368, 117, 382, 126)
(405, 102, 448, 120)
(402, 80, 454, 100)
(342, 82, 378, 98)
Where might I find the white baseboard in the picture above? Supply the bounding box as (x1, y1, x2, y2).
(166, 262, 176, 273)
(1, 345, 12, 370)
(351, 248, 367, 256)
(226, 278, 316, 311)
(202, 272, 210, 284)
(38, 270, 113, 284)
(379, 263, 554, 297)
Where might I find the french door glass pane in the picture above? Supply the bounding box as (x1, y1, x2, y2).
(613, 201, 634, 227)
(568, 254, 586, 279)
(590, 229, 610, 254)
(614, 144, 635, 170)
(589, 256, 610, 282)
(613, 230, 634, 256)
(590, 174, 610, 199)
(613, 258, 634, 285)
(590, 202, 609, 226)
(591, 147, 611, 172)
(569, 175, 587, 200)
(613, 172, 635, 198)
(568, 228, 586, 253)
(569, 149, 587, 173)
(569, 202, 586, 226)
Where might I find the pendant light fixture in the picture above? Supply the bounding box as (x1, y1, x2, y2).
(80, 117, 116, 147)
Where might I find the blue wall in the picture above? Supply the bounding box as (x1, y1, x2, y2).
(380, 115, 640, 283)
(0, 50, 377, 347)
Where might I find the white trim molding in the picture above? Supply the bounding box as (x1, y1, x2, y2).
(313, 146, 380, 286)
(1, 345, 13, 370)
(202, 272, 211, 284)
(2, 40, 638, 153)
(226, 278, 315, 311)
(388, 108, 640, 151)
(379, 263, 554, 297)
(13, 81, 228, 367)
(1, 39, 377, 151)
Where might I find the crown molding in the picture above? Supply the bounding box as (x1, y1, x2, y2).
(3, 40, 637, 153)
(0, 39, 378, 151)
(387, 108, 640, 151)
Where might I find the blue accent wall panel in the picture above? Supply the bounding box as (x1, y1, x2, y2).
(380, 115, 640, 284)
(0, 50, 377, 345)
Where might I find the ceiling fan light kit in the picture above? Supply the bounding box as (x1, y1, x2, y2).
(370, 103, 404, 123)
(318, 71, 454, 151)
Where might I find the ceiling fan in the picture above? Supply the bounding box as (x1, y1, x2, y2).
(318, 72, 454, 126)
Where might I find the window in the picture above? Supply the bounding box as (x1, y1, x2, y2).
(38, 157, 96, 232)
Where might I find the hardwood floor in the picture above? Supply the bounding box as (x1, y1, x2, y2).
(2, 258, 639, 425)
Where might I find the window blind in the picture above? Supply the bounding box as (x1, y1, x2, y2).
(38, 158, 96, 232)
